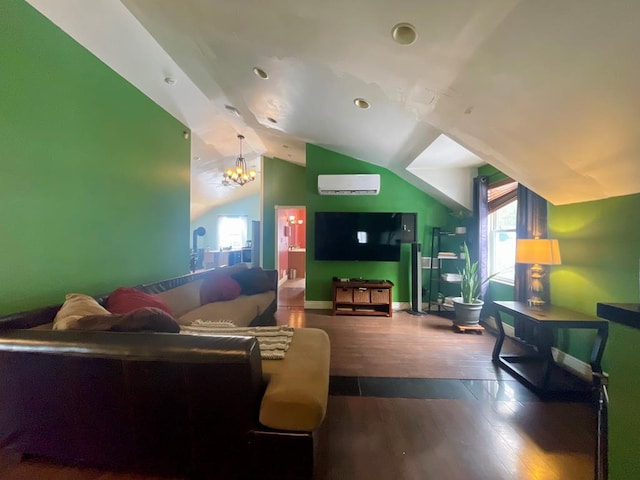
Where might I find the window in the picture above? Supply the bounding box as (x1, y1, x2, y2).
(217, 215, 248, 249)
(488, 179, 518, 284)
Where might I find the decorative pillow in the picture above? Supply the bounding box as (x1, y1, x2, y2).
(106, 287, 172, 315)
(200, 274, 242, 304)
(56, 307, 180, 333)
(53, 293, 110, 330)
(230, 267, 273, 295)
(108, 307, 180, 333)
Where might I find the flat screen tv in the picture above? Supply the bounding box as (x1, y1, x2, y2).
(314, 212, 416, 262)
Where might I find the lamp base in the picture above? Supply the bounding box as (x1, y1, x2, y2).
(528, 263, 546, 308)
(527, 297, 546, 307)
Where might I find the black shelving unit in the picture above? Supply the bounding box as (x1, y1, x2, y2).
(427, 227, 467, 317)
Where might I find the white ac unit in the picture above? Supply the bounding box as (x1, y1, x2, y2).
(317, 174, 380, 195)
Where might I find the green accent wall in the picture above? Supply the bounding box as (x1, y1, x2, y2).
(190, 194, 260, 250)
(548, 194, 640, 362)
(606, 321, 640, 479)
(305, 144, 451, 302)
(262, 157, 307, 269)
(0, 0, 190, 314)
(548, 192, 640, 479)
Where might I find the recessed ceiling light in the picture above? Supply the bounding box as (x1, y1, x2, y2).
(267, 117, 277, 124)
(354, 98, 370, 109)
(391, 23, 417, 45)
(253, 67, 269, 79)
(164, 76, 177, 85)
(224, 104, 241, 117)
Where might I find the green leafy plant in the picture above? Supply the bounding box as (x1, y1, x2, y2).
(458, 242, 497, 303)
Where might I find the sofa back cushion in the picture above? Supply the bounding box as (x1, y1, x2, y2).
(154, 279, 205, 317)
(106, 287, 172, 315)
(214, 263, 249, 276)
(200, 274, 242, 304)
(230, 268, 274, 295)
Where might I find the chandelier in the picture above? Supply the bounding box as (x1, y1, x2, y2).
(224, 134, 256, 186)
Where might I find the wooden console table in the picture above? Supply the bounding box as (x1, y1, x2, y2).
(332, 279, 393, 317)
(492, 301, 608, 397)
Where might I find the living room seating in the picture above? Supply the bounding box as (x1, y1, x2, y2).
(0, 266, 330, 479)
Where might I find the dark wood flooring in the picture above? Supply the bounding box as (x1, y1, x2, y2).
(0, 294, 597, 479)
(280, 309, 596, 480)
(277, 278, 305, 309)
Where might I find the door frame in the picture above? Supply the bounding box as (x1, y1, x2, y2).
(274, 205, 306, 287)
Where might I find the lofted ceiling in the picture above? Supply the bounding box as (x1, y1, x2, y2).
(27, 0, 640, 220)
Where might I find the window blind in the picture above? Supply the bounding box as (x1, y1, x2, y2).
(488, 178, 517, 213)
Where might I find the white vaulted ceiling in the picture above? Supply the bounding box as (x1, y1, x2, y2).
(27, 0, 640, 218)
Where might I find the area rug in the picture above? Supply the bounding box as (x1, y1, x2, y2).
(181, 321, 294, 360)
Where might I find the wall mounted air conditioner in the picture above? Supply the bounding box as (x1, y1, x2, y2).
(317, 174, 380, 195)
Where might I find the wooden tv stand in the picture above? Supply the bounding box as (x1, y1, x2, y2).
(332, 279, 394, 317)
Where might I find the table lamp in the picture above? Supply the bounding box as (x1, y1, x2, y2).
(515, 238, 562, 306)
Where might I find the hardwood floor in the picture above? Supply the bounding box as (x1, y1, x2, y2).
(291, 311, 513, 379)
(0, 305, 597, 480)
(278, 278, 305, 309)
(279, 309, 596, 480)
(315, 397, 594, 480)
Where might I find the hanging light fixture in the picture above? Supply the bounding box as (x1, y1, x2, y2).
(224, 134, 256, 186)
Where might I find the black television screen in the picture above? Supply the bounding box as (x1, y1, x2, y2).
(314, 212, 415, 262)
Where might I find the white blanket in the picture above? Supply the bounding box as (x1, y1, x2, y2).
(181, 321, 294, 360)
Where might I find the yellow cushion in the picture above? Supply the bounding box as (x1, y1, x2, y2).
(260, 328, 330, 431)
(53, 293, 110, 330)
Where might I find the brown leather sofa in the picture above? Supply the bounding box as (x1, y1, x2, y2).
(0, 269, 330, 479)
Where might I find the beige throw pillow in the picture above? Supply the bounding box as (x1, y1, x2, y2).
(53, 293, 110, 330)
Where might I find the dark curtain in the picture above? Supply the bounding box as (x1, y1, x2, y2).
(472, 176, 490, 317)
(514, 184, 548, 342)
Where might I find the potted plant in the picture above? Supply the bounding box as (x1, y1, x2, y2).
(451, 243, 495, 326)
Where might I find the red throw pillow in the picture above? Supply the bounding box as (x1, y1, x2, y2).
(200, 274, 242, 304)
(106, 287, 172, 315)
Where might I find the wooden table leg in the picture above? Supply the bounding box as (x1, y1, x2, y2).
(492, 310, 506, 360)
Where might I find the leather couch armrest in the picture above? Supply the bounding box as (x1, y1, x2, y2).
(0, 329, 262, 366)
(0, 330, 265, 472)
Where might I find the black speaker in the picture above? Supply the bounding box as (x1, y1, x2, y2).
(408, 242, 427, 315)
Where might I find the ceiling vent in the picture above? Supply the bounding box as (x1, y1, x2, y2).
(317, 174, 380, 195)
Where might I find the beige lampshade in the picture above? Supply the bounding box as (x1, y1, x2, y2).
(515, 238, 562, 265)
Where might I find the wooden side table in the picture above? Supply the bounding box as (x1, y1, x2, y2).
(492, 301, 608, 397)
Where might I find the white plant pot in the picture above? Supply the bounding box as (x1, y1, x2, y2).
(451, 297, 484, 326)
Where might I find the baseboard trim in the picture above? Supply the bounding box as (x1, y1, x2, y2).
(551, 347, 592, 381)
(484, 316, 592, 382)
(303, 301, 411, 314)
(304, 300, 332, 310)
(394, 302, 411, 311)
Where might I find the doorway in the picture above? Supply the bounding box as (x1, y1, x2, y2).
(275, 206, 306, 309)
